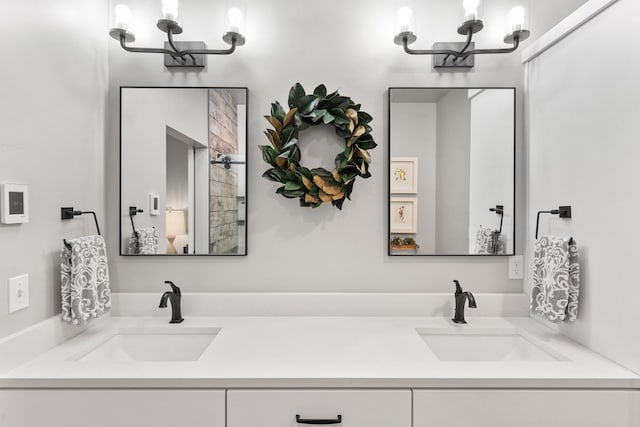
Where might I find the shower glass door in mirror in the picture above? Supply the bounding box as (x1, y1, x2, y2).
(388, 88, 515, 256)
(120, 87, 248, 256)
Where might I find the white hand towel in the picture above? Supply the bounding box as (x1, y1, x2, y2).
(61, 235, 111, 325)
(128, 227, 158, 254)
(530, 235, 580, 322)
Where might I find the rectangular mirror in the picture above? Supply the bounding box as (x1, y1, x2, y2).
(120, 87, 247, 256)
(388, 88, 515, 256)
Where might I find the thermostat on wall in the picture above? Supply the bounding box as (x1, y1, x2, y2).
(1, 184, 29, 224)
(149, 193, 160, 216)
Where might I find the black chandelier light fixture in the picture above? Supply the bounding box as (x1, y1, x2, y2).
(393, 0, 530, 71)
(109, 0, 245, 69)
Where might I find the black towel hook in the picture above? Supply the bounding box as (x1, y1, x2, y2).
(535, 206, 572, 240)
(129, 206, 144, 234)
(489, 205, 504, 234)
(61, 207, 102, 250)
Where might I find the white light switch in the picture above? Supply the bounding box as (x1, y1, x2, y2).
(8, 274, 29, 313)
(509, 256, 524, 279)
(149, 193, 160, 215)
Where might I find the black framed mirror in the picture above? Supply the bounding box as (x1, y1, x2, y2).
(388, 87, 515, 256)
(119, 86, 248, 256)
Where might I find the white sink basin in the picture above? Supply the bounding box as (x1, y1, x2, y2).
(76, 328, 219, 362)
(417, 328, 563, 362)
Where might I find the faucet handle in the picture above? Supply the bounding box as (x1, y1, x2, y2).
(164, 280, 181, 296)
(453, 280, 463, 296)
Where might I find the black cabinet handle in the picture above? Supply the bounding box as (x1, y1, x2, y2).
(296, 414, 342, 425)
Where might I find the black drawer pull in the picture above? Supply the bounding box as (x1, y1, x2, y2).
(296, 414, 342, 424)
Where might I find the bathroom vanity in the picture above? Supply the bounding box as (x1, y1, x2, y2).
(1, 316, 638, 427)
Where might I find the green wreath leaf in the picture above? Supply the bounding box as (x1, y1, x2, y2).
(261, 83, 376, 210)
(288, 83, 306, 108)
(313, 84, 327, 97)
(270, 102, 286, 122)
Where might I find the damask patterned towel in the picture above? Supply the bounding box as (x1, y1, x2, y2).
(61, 235, 111, 325)
(128, 227, 158, 254)
(530, 235, 580, 322)
(475, 226, 504, 254)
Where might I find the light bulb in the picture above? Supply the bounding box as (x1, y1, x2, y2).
(508, 6, 526, 32)
(162, 0, 179, 21)
(396, 7, 413, 33)
(114, 4, 132, 30)
(462, 0, 479, 21)
(227, 7, 244, 33)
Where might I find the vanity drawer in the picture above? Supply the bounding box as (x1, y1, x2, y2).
(0, 389, 225, 427)
(227, 389, 411, 427)
(414, 390, 639, 427)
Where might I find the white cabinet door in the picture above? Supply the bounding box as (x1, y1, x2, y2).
(414, 390, 638, 427)
(227, 389, 411, 427)
(0, 389, 225, 427)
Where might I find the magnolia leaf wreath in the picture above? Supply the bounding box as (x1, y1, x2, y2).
(260, 83, 377, 210)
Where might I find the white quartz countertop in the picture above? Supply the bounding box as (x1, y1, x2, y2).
(1, 316, 638, 389)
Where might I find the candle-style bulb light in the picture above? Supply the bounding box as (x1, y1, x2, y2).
(462, 0, 480, 22)
(396, 7, 413, 33)
(508, 6, 526, 33)
(114, 4, 132, 30)
(227, 7, 244, 33)
(162, 0, 179, 22)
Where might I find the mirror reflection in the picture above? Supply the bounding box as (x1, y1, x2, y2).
(120, 87, 247, 255)
(389, 88, 515, 256)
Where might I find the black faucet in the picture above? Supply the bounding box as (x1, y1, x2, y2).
(159, 280, 184, 323)
(452, 280, 476, 324)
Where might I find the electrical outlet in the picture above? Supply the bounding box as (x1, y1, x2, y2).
(8, 274, 29, 313)
(509, 256, 524, 279)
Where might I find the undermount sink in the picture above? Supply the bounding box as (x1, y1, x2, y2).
(417, 328, 564, 362)
(75, 328, 220, 362)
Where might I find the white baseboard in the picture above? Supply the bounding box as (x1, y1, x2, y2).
(112, 292, 530, 318)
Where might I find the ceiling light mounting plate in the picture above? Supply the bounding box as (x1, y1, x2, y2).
(432, 42, 475, 69)
(163, 41, 206, 68)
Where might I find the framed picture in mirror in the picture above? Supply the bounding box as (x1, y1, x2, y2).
(390, 197, 418, 234)
(388, 87, 515, 256)
(391, 157, 419, 193)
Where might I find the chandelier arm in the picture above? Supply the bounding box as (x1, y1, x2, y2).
(402, 37, 466, 57)
(166, 29, 196, 63)
(460, 37, 520, 60)
(458, 30, 474, 54)
(179, 38, 238, 56)
(452, 31, 475, 63)
(119, 34, 182, 58)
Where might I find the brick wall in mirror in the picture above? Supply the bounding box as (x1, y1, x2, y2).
(120, 87, 248, 256)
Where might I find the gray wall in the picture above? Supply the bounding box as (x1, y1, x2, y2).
(120, 88, 208, 253)
(166, 135, 189, 213)
(526, 0, 640, 373)
(390, 103, 437, 252)
(0, 0, 588, 339)
(468, 89, 514, 252)
(435, 90, 471, 254)
(0, 0, 108, 338)
(166, 135, 190, 253)
(106, 0, 586, 293)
